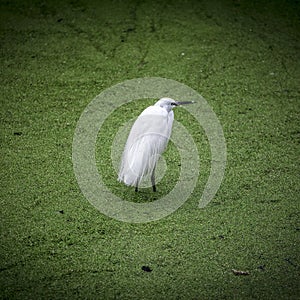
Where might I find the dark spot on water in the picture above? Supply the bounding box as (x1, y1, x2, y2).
(123, 27, 135, 33)
(284, 258, 297, 267)
(14, 132, 22, 136)
(142, 266, 152, 272)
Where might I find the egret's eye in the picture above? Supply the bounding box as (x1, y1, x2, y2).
(171, 102, 177, 106)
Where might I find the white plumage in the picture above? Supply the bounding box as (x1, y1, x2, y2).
(118, 97, 192, 192)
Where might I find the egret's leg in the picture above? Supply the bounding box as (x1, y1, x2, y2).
(151, 167, 156, 192)
(135, 181, 138, 192)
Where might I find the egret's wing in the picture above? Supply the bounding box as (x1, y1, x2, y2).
(118, 106, 174, 187)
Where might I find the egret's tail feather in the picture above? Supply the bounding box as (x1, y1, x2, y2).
(118, 134, 166, 187)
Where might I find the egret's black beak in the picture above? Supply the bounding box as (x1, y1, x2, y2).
(176, 101, 195, 105)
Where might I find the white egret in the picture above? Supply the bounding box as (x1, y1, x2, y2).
(118, 97, 193, 192)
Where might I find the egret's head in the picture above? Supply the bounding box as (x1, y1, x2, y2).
(155, 97, 178, 112)
(155, 97, 194, 112)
